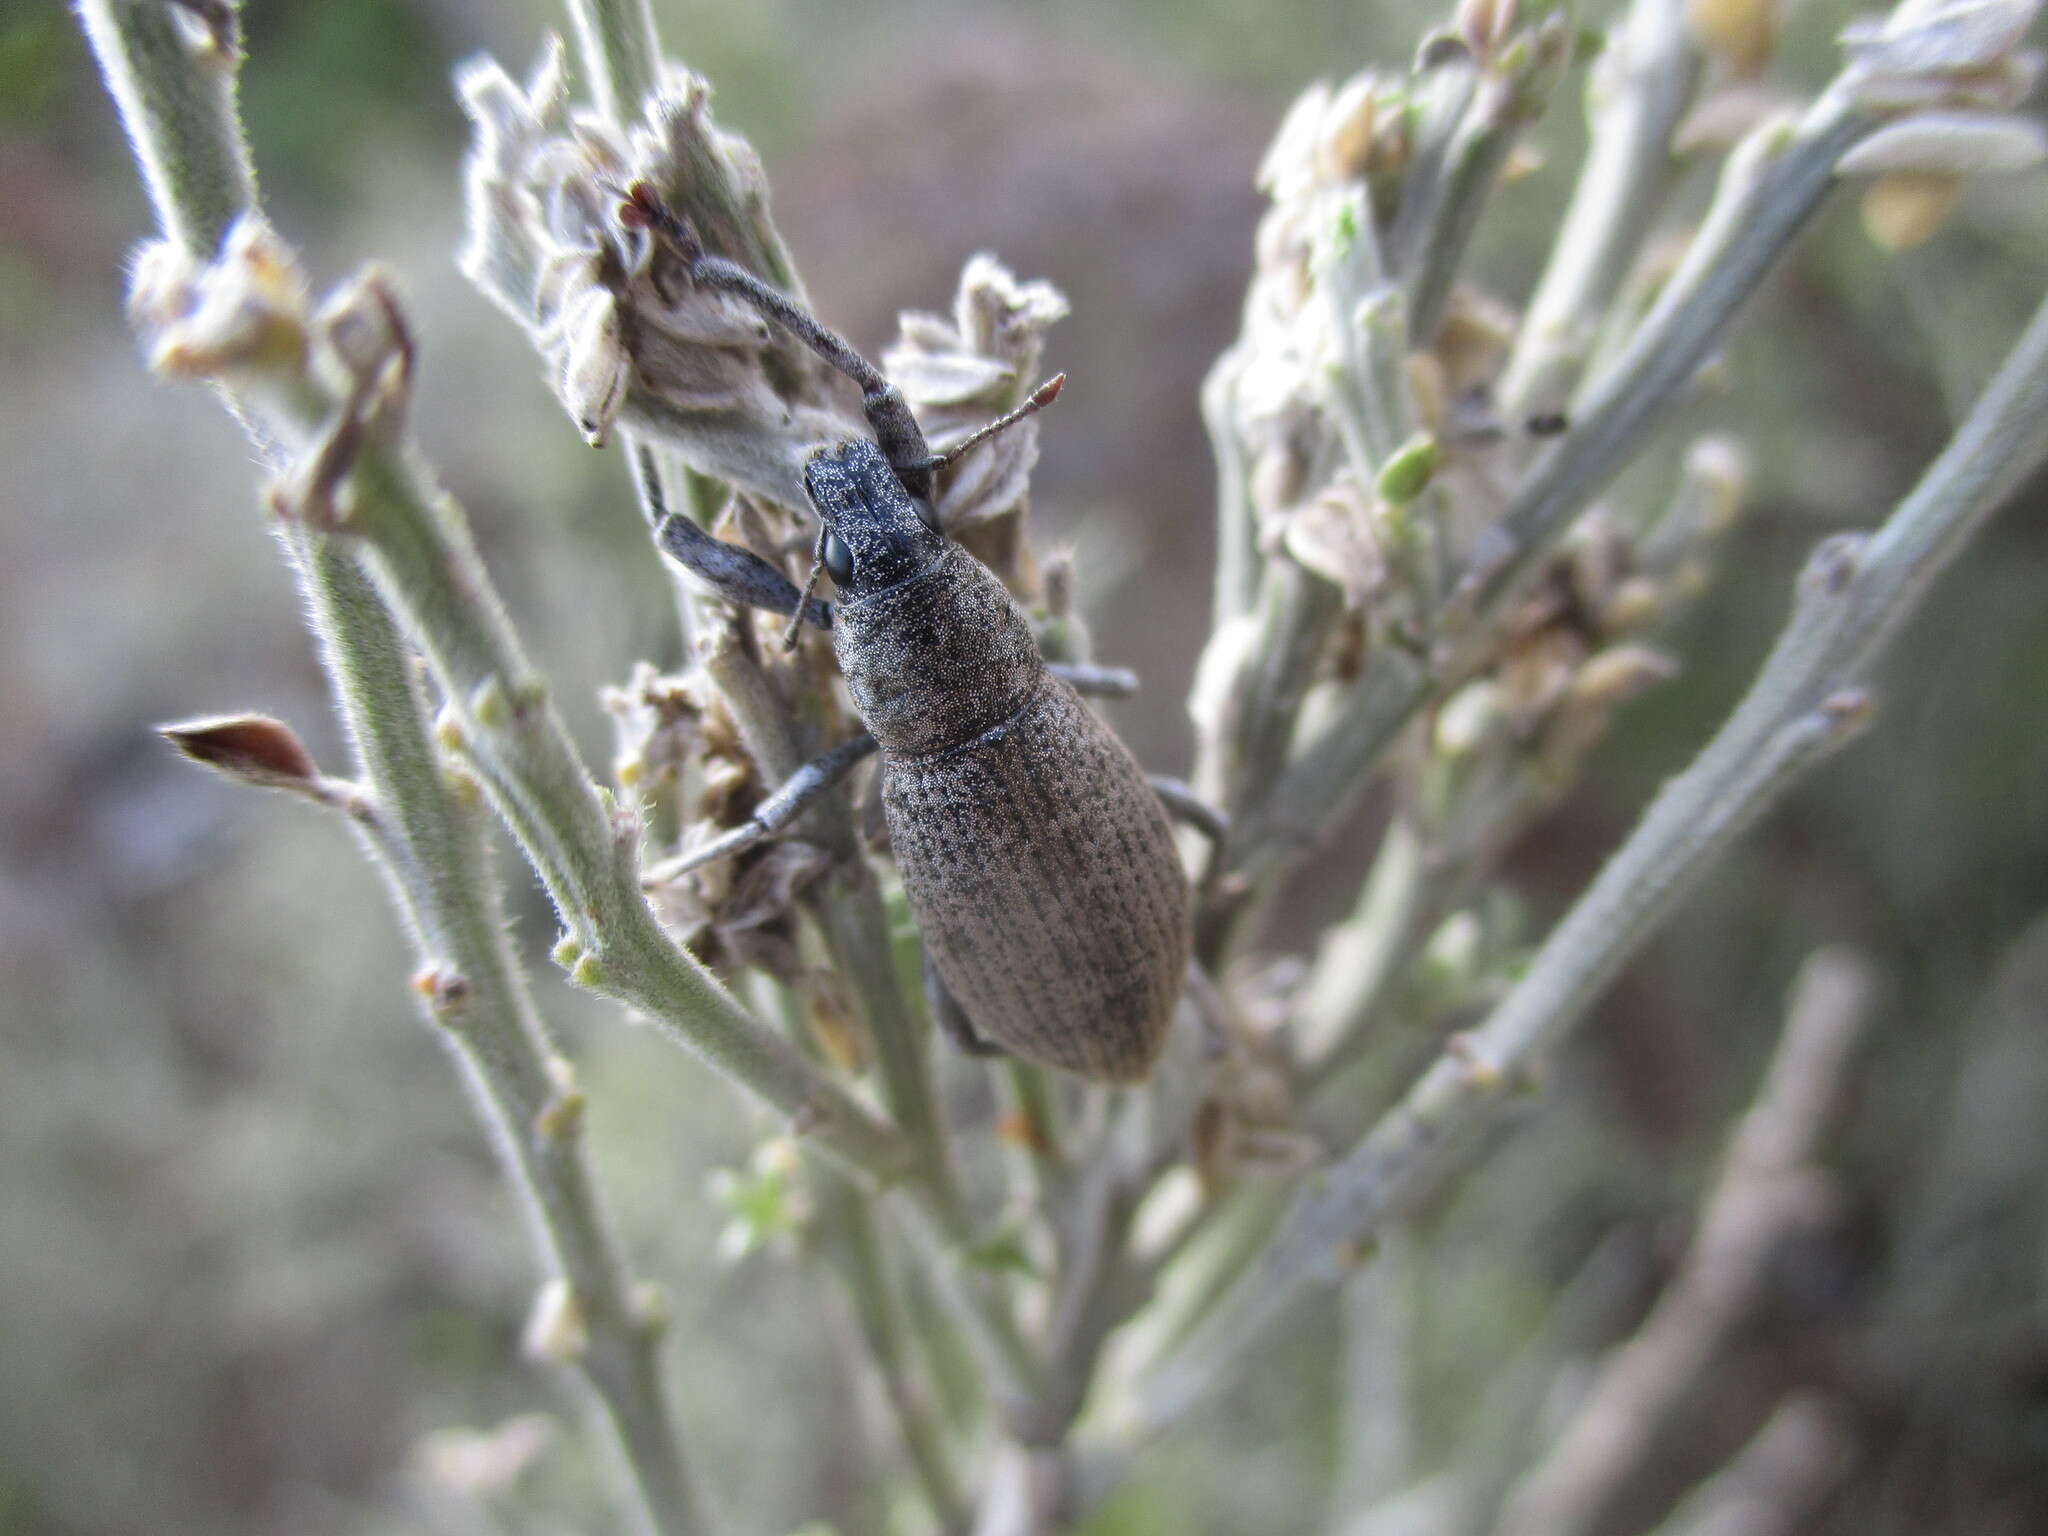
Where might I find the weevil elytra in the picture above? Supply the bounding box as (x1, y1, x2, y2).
(617, 182, 1197, 1082)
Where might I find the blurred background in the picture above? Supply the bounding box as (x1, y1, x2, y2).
(5, 1, 2048, 1532)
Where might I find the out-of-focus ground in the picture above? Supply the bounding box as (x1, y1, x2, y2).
(4, 2, 2048, 1532)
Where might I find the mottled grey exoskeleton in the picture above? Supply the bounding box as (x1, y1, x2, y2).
(619, 182, 1194, 1082)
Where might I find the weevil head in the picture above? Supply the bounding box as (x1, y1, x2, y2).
(802, 440, 946, 601)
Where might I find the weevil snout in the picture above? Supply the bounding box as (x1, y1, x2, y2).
(801, 440, 946, 600)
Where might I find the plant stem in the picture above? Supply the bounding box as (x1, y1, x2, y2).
(1498, 0, 1702, 417)
(311, 564, 707, 1535)
(1470, 94, 1873, 610)
(1496, 949, 1876, 1536)
(76, 0, 255, 256)
(1222, 81, 1881, 897)
(1132, 285, 2048, 1434)
(76, 6, 709, 1528)
(291, 377, 914, 1183)
(564, 0, 661, 127)
(818, 1178, 972, 1535)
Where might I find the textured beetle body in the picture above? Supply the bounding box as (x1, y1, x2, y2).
(812, 447, 1191, 1081)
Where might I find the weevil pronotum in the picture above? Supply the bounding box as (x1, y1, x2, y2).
(616, 181, 1208, 1083)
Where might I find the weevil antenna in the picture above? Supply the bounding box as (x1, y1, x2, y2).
(922, 374, 1066, 474)
(782, 526, 829, 652)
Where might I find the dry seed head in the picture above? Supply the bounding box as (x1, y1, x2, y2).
(1322, 72, 1381, 178)
(1862, 170, 1964, 247)
(417, 1416, 557, 1497)
(1839, 108, 2048, 174)
(131, 218, 311, 384)
(159, 713, 321, 792)
(1435, 679, 1505, 757)
(1568, 644, 1681, 712)
(1685, 436, 1752, 532)
(523, 1280, 589, 1363)
(801, 971, 870, 1074)
(1282, 479, 1387, 606)
(1434, 287, 1520, 393)
(1687, 0, 1779, 77)
(1458, 0, 1520, 61)
(1601, 576, 1667, 634)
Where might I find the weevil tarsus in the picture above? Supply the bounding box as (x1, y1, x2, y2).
(644, 730, 882, 884)
(923, 952, 1007, 1059)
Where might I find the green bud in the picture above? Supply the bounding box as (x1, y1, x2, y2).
(1376, 433, 1440, 504)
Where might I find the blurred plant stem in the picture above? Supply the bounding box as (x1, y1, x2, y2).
(74, 4, 709, 1530)
(1135, 281, 2048, 1436)
(565, 0, 659, 125)
(1497, 949, 1877, 1536)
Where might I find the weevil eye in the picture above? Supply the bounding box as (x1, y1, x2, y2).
(910, 495, 944, 536)
(822, 531, 853, 585)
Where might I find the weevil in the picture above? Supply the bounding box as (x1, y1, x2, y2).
(615, 182, 1202, 1082)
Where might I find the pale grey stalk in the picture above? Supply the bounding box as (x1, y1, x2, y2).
(1132, 285, 2048, 1434)
(73, 5, 707, 1528)
(564, 0, 661, 127)
(1385, 55, 1480, 276)
(315, 608, 708, 1536)
(1645, 1396, 1858, 1536)
(890, 1194, 1052, 1422)
(1498, 0, 1702, 417)
(74, 0, 254, 257)
(817, 1179, 972, 1535)
(1227, 649, 1428, 881)
(1324, 197, 1409, 476)
(1203, 350, 1260, 628)
(1293, 814, 1435, 1073)
(694, 626, 956, 1201)
(1406, 81, 1526, 345)
(1496, 949, 1877, 1536)
(1230, 89, 1878, 887)
(1469, 95, 1873, 609)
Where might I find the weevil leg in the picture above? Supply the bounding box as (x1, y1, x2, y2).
(1149, 775, 1231, 898)
(923, 951, 1007, 1059)
(1148, 776, 1228, 847)
(623, 197, 934, 494)
(631, 446, 834, 627)
(642, 732, 878, 883)
(1049, 661, 1139, 699)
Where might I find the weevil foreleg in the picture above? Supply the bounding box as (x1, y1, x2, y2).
(642, 732, 878, 883)
(631, 445, 834, 627)
(923, 951, 1007, 1059)
(615, 186, 935, 495)
(1049, 661, 1139, 699)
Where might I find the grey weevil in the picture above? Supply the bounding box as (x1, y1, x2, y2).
(615, 181, 1201, 1082)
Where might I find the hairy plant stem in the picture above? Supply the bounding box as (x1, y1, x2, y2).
(1498, 0, 1702, 417)
(570, 0, 954, 1200)
(307, 425, 915, 1182)
(1133, 284, 2048, 1436)
(564, 0, 661, 128)
(75, 5, 708, 1529)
